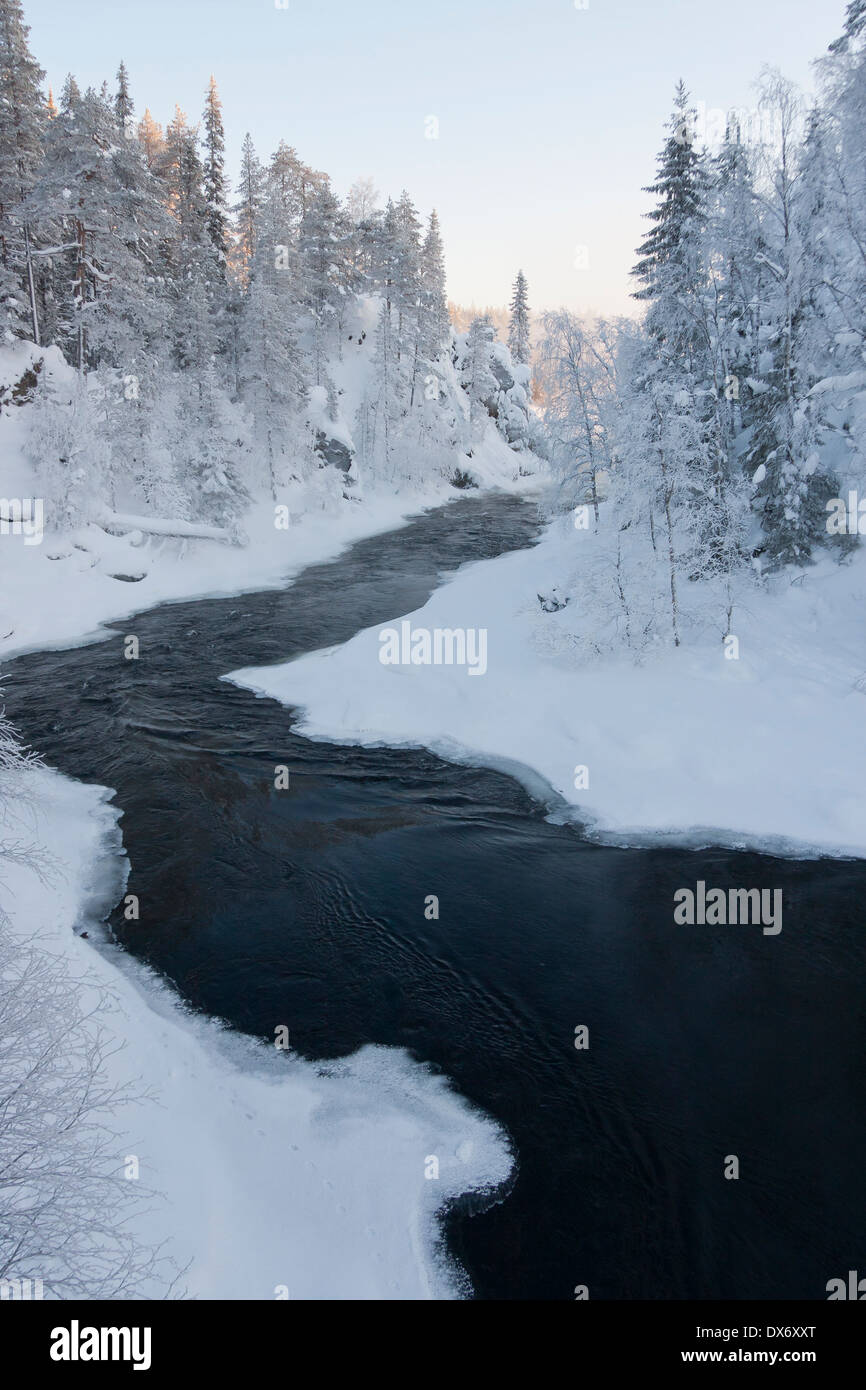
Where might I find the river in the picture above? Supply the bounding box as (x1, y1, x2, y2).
(5, 493, 865, 1300)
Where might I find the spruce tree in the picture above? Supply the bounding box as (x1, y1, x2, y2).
(421, 209, 449, 356)
(632, 81, 709, 361)
(115, 60, 133, 135)
(299, 181, 350, 383)
(830, 0, 866, 52)
(508, 269, 531, 365)
(0, 0, 46, 342)
(233, 133, 264, 285)
(202, 75, 229, 273)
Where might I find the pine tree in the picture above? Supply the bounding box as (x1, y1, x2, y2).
(507, 270, 531, 366)
(267, 141, 328, 249)
(27, 85, 174, 374)
(158, 106, 209, 281)
(0, 0, 46, 342)
(830, 0, 866, 52)
(375, 197, 400, 312)
(115, 60, 133, 136)
(393, 189, 421, 357)
(630, 84, 727, 614)
(202, 75, 229, 273)
(299, 180, 350, 384)
(632, 81, 710, 361)
(421, 210, 449, 356)
(60, 74, 80, 112)
(233, 133, 264, 285)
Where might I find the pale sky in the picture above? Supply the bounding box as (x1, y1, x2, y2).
(25, 0, 844, 316)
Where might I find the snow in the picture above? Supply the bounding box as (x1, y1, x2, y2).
(0, 473, 531, 661)
(3, 765, 512, 1299)
(0, 341, 534, 1297)
(92, 506, 234, 542)
(0, 301, 544, 1299)
(229, 518, 866, 860)
(0, 329, 538, 660)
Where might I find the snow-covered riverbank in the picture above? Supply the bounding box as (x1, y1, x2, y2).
(0, 454, 534, 664)
(3, 763, 512, 1299)
(230, 517, 866, 859)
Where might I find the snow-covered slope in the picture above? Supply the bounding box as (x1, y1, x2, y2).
(0, 327, 544, 659)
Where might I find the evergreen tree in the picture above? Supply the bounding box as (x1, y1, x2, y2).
(420, 210, 449, 356)
(0, 0, 46, 342)
(27, 86, 174, 373)
(507, 269, 531, 366)
(267, 141, 328, 248)
(630, 85, 732, 601)
(632, 81, 710, 362)
(746, 73, 838, 566)
(299, 180, 350, 380)
(233, 132, 264, 285)
(115, 59, 133, 135)
(60, 74, 80, 111)
(830, 0, 866, 52)
(393, 189, 421, 357)
(202, 75, 229, 272)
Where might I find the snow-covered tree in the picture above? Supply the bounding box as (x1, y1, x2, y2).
(346, 176, 379, 223)
(202, 75, 229, 274)
(298, 180, 350, 382)
(460, 315, 499, 437)
(0, 0, 45, 342)
(0, 714, 178, 1299)
(137, 107, 163, 170)
(356, 298, 404, 481)
(114, 59, 133, 134)
(420, 209, 450, 357)
(238, 190, 309, 498)
(508, 269, 531, 366)
(232, 132, 264, 285)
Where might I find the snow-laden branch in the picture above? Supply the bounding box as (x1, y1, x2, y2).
(809, 370, 866, 397)
(31, 242, 81, 257)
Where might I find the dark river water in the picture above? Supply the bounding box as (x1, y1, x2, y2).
(4, 493, 866, 1300)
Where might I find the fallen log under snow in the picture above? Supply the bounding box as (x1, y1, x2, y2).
(93, 507, 233, 544)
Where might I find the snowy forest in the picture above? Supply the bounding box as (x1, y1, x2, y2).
(0, 0, 538, 545)
(537, 2, 866, 652)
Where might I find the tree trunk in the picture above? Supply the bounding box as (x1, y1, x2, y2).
(23, 222, 40, 346)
